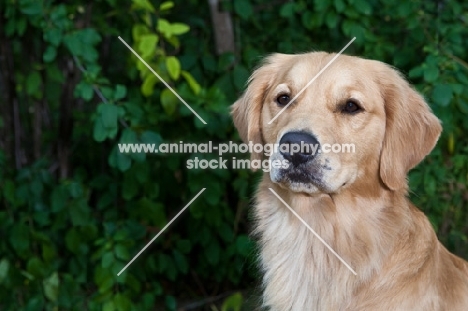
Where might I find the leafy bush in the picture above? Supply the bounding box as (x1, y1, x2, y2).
(0, 0, 467, 310)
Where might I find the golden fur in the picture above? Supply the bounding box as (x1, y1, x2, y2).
(231, 52, 468, 310)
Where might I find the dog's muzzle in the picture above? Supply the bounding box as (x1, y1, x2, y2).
(279, 131, 320, 166)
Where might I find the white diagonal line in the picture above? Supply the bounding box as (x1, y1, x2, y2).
(268, 37, 356, 124)
(268, 188, 357, 275)
(118, 36, 207, 125)
(117, 188, 206, 276)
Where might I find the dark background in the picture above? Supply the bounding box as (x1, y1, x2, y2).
(0, 0, 467, 310)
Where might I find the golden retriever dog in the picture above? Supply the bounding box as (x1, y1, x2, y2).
(231, 52, 468, 310)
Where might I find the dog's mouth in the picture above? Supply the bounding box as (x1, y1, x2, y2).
(268, 131, 331, 193)
(269, 151, 329, 193)
(281, 164, 323, 183)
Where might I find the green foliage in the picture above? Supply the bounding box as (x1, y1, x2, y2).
(1, 0, 467, 310)
(221, 292, 243, 311)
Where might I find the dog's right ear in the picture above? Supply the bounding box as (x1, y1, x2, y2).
(374, 61, 442, 191)
(230, 54, 288, 163)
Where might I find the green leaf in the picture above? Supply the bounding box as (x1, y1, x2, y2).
(121, 128, 145, 161)
(169, 23, 190, 35)
(102, 251, 114, 268)
(27, 257, 45, 278)
(117, 151, 132, 172)
(16, 18, 27, 35)
(99, 103, 120, 129)
(218, 53, 235, 71)
(424, 171, 437, 194)
(280, 3, 295, 18)
(219, 225, 234, 242)
(103, 301, 116, 311)
(204, 55, 217, 72)
(0, 259, 10, 283)
(325, 11, 339, 29)
(160, 89, 178, 115)
(166, 259, 177, 281)
(20, 0, 43, 15)
(234, 0, 253, 20)
(165, 296, 177, 310)
(5, 20, 15, 37)
(451, 84, 463, 95)
(69, 199, 91, 226)
(44, 28, 62, 46)
(173, 250, 188, 274)
(314, 0, 330, 11)
(43, 46, 57, 62)
(65, 228, 82, 254)
(233, 66, 249, 90)
(160, 1, 174, 11)
(114, 85, 127, 100)
(408, 66, 423, 79)
(205, 239, 220, 265)
(115, 244, 130, 260)
(51, 186, 67, 212)
(10, 223, 29, 256)
(134, 163, 150, 184)
(43, 245, 57, 266)
(132, 24, 150, 41)
(93, 117, 107, 142)
(432, 84, 453, 107)
(26, 71, 41, 96)
(205, 182, 221, 206)
(114, 293, 132, 311)
(140, 131, 162, 145)
(166, 56, 181, 80)
(221, 293, 243, 311)
(157, 19, 172, 37)
(95, 266, 115, 293)
(354, 0, 372, 15)
(394, 1, 413, 17)
(43, 272, 59, 302)
(63, 32, 83, 55)
(21, 270, 34, 281)
(64, 29, 101, 62)
(76, 82, 94, 100)
(235, 235, 252, 256)
(424, 66, 439, 83)
(181, 71, 201, 95)
(341, 21, 365, 41)
(131, 0, 155, 12)
(68, 182, 83, 198)
(138, 34, 159, 58)
(50, 4, 67, 22)
(3, 180, 15, 205)
(123, 173, 138, 200)
(120, 128, 138, 144)
(158, 253, 169, 273)
(141, 74, 159, 97)
(334, 0, 346, 12)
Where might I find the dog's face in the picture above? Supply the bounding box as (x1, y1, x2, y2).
(231, 52, 441, 194)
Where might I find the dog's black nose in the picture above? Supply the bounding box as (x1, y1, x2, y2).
(279, 132, 320, 166)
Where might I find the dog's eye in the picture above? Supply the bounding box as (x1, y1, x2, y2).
(276, 94, 290, 106)
(342, 100, 362, 114)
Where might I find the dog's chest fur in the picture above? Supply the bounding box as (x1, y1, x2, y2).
(253, 181, 440, 311)
(254, 183, 359, 310)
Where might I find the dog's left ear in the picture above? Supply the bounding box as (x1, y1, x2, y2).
(376, 62, 442, 191)
(230, 75, 267, 164)
(230, 54, 289, 164)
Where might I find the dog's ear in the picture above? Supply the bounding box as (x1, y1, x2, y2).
(231, 54, 288, 164)
(376, 62, 442, 190)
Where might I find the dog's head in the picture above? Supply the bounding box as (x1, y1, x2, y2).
(231, 52, 441, 194)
